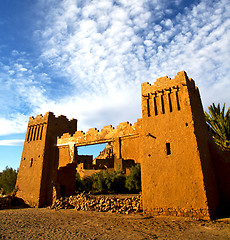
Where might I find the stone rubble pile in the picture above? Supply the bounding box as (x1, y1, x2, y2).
(51, 193, 142, 214)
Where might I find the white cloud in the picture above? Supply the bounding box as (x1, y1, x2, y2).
(0, 140, 24, 146)
(0, 114, 28, 136)
(1, 0, 230, 137)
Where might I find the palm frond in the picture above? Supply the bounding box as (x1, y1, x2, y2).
(205, 103, 230, 151)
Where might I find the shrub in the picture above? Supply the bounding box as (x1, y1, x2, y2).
(0, 166, 18, 195)
(81, 176, 94, 192)
(76, 166, 142, 194)
(125, 164, 141, 193)
(75, 172, 83, 192)
(105, 170, 126, 193)
(92, 172, 107, 192)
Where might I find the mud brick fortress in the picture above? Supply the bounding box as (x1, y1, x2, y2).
(16, 71, 230, 220)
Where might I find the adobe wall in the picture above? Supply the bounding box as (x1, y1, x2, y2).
(16, 70, 229, 220)
(56, 163, 77, 197)
(77, 163, 107, 179)
(77, 155, 93, 165)
(16, 112, 77, 207)
(208, 141, 230, 214)
(16, 113, 50, 207)
(141, 71, 219, 220)
(58, 146, 71, 168)
(57, 119, 142, 171)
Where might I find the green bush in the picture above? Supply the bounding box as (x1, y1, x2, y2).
(105, 170, 126, 193)
(125, 164, 141, 193)
(92, 172, 107, 192)
(75, 172, 83, 192)
(81, 176, 94, 192)
(76, 165, 142, 194)
(76, 173, 96, 193)
(0, 166, 18, 195)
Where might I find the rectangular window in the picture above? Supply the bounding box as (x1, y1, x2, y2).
(166, 143, 171, 155)
(29, 127, 34, 142)
(147, 98, 151, 117)
(27, 127, 31, 142)
(176, 91, 181, 111)
(30, 158, 33, 167)
(168, 93, 172, 112)
(36, 125, 40, 140)
(33, 126, 37, 141)
(40, 125, 44, 140)
(161, 94, 165, 114)
(154, 96, 158, 116)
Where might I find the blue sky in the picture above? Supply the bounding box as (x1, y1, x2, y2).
(0, 0, 229, 171)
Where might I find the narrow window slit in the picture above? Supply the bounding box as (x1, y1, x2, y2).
(29, 127, 34, 142)
(36, 126, 40, 140)
(154, 96, 158, 116)
(30, 158, 33, 167)
(168, 93, 172, 112)
(40, 125, 44, 140)
(161, 94, 165, 114)
(33, 126, 37, 141)
(147, 98, 151, 117)
(27, 127, 31, 142)
(166, 143, 171, 155)
(176, 91, 181, 111)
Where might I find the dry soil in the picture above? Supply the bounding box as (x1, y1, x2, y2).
(0, 208, 229, 239)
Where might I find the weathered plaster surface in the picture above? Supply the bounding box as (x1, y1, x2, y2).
(16, 71, 230, 219)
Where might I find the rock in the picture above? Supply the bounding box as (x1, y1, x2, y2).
(51, 193, 143, 214)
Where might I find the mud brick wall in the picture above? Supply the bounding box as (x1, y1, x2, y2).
(16, 112, 77, 207)
(16, 71, 230, 220)
(141, 71, 219, 220)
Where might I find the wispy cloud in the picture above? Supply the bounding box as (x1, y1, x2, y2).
(35, 0, 230, 128)
(0, 139, 24, 146)
(0, 114, 28, 136)
(0, 0, 229, 136)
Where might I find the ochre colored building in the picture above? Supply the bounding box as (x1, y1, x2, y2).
(16, 71, 230, 219)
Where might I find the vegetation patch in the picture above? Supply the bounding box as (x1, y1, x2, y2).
(0, 166, 17, 196)
(76, 164, 141, 194)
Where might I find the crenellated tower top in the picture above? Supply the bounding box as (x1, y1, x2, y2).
(57, 118, 142, 146)
(141, 71, 198, 118)
(28, 112, 77, 126)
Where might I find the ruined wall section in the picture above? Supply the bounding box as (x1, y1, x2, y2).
(57, 118, 142, 167)
(141, 71, 218, 220)
(57, 119, 141, 146)
(16, 112, 77, 207)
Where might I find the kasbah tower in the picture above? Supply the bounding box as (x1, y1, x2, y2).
(16, 113, 77, 207)
(16, 71, 230, 220)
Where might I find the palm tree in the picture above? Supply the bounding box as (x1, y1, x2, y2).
(205, 103, 230, 151)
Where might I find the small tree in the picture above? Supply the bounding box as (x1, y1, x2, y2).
(125, 164, 141, 193)
(0, 166, 18, 195)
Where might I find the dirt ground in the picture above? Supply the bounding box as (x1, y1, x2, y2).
(0, 208, 229, 239)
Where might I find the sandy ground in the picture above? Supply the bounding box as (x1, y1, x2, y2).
(0, 208, 229, 239)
